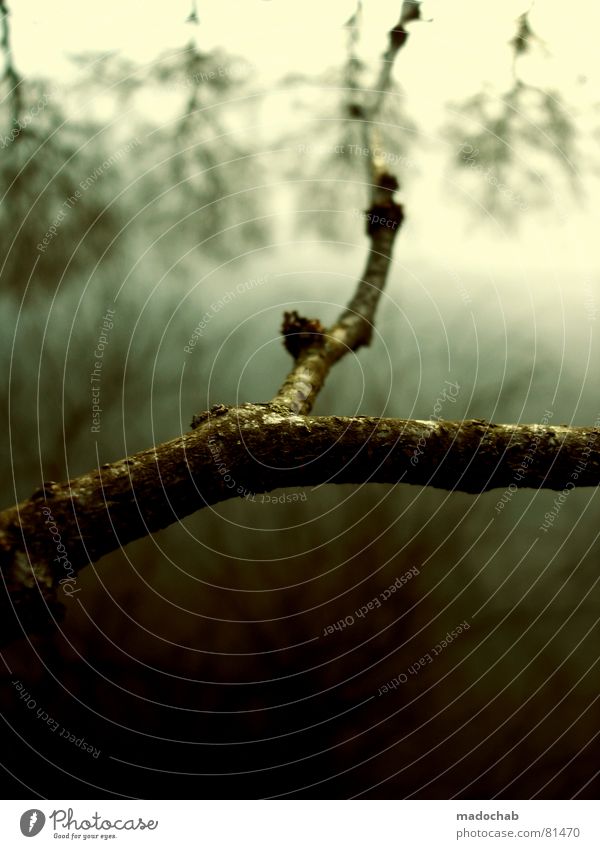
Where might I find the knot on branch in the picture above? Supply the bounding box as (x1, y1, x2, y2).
(365, 197, 404, 236)
(281, 311, 326, 358)
(390, 26, 409, 50)
(377, 173, 400, 194)
(368, 173, 403, 234)
(365, 171, 404, 237)
(390, 1, 422, 49)
(347, 102, 365, 119)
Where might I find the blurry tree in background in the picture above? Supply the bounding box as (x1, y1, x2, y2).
(445, 10, 578, 220)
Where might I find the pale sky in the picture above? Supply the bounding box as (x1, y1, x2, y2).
(8, 0, 600, 100)
(6, 0, 600, 278)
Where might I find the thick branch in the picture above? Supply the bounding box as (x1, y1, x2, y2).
(1, 406, 599, 645)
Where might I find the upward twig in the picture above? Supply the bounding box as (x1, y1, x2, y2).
(271, 175, 403, 414)
(271, 2, 418, 414)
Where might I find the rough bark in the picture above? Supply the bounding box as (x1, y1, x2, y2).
(1, 406, 599, 646)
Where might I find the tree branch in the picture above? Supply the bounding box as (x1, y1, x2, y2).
(1, 407, 599, 646)
(273, 174, 403, 414)
(274, 2, 417, 414)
